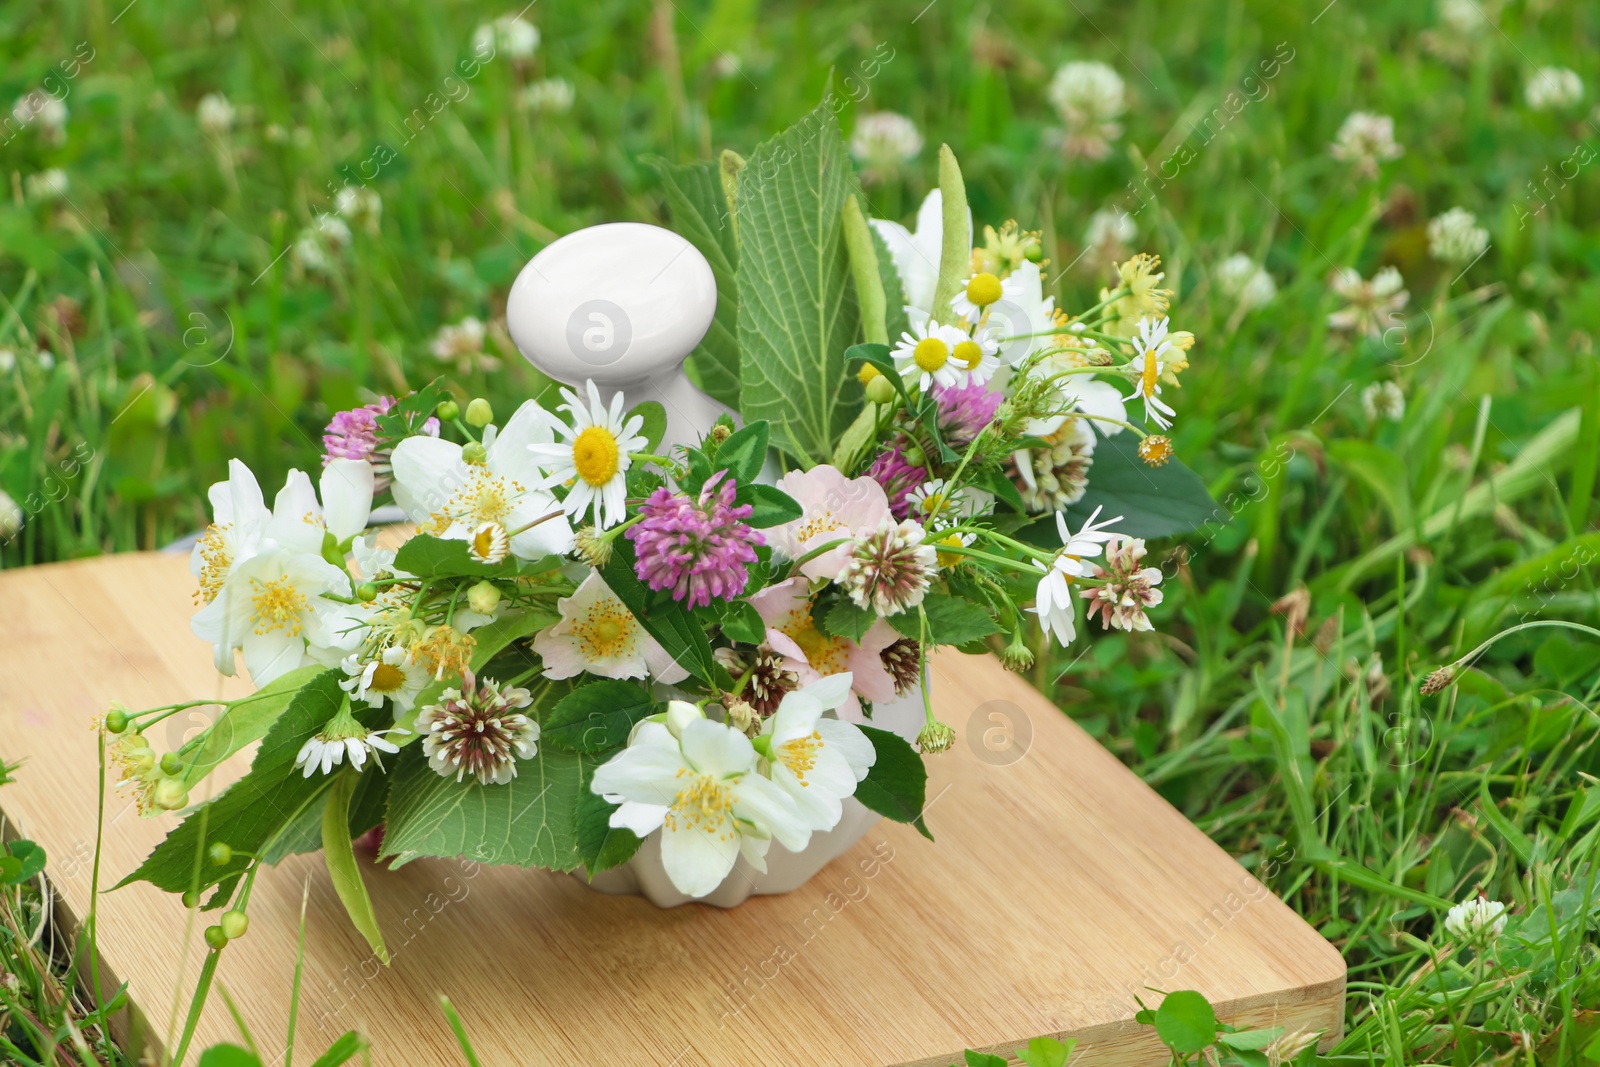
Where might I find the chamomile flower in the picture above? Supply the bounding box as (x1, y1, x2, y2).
(951, 271, 1006, 323)
(891, 319, 971, 391)
(529, 380, 648, 529)
(1123, 316, 1179, 430)
(295, 704, 407, 777)
(340, 646, 429, 711)
(905, 479, 994, 525)
(1030, 506, 1122, 647)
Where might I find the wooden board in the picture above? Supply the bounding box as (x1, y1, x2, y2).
(0, 553, 1345, 1065)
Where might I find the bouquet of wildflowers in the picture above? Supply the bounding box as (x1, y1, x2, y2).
(109, 101, 1212, 953)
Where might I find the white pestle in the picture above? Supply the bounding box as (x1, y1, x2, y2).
(505, 222, 732, 452)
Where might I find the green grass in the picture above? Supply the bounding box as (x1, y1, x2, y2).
(3, 0, 1599, 1063)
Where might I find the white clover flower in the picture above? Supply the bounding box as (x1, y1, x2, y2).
(850, 112, 924, 179)
(474, 14, 539, 60)
(1361, 381, 1406, 423)
(335, 185, 382, 232)
(1084, 208, 1136, 250)
(1525, 66, 1583, 111)
(1439, 0, 1488, 36)
(518, 78, 575, 114)
(0, 489, 22, 541)
(1048, 61, 1125, 161)
(12, 92, 67, 137)
(1216, 253, 1277, 310)
(197, 92, 236, 136)
(1427, 207, 1489, 264)
(1328, 266, 1409, 338)
(1443, 896, 1507, 943)
(36, 350, 55, 371)
(1330, 112, 1404, 179)
(292, 214, 352, 273)
(0, 349, 15, 373)
(24, 169, 69, 203)
(428, 316, 496, 374)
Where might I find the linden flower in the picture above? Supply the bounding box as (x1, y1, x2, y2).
(340, 646, 429, 711)
(529, 380, 649, 529)
(768, 465, 891, 582)
(390, 399, 575, 561)
(1123, 316, 1179, 430)
(757, 674, 877, 833)
(892, 318, 972, 391)
(1443, 896, 1508, 943)
(532, 571, 689, 683)
(1031, 506, 1122, 647)
(872, 189, 970, 317)
(591, 715, 810, 899)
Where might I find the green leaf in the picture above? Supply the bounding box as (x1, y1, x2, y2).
(736, 101, 862, 463)
(322, 770, 389, 964)
(1017, 1036, 1076, 1067)
(392, 533, 559, 581)
(574, 780, 644, 875)
(964, 1052, 1006, 1067)
(855, 726, 932, 840)
(307, 1032, 369, 1067)
(931, 145, 972, 327)
(599, 539, 722, 686)
(823, 597, 878, 644)
(735, 483, 802, 528)
(721, 600, 767, 644)
(889, 594, 1001, 646)
(1017, 432, 1219, 541)
(842, 194, 888, 345)
(714, 420, 769, 484)
(2, 840, 45, 885)
(1218, 1028, 1283, 1052)
(373, 380, 451, 444)
(197, 1045, 262, 1067)
(179, 664, 325, 788)
(117, 672, 347, 897)
(1154, 990, 1220, 1055)
(382, 680, 590, 871)
(542, 680, 658, 754)
(630, 401, 668, 455)
(647, 157, 740, 409)
(847, 343, 905, 403)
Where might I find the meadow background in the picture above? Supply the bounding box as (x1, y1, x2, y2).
(2, 0, 1599, 1063)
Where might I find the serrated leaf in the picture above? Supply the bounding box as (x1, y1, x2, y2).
(735, 483, 802, 528)
(382, 679, 590, 870)
(737, 102, 863, 463)
(1017, 432, 1219, 541)
(322, 770, 388, 964)
(574, 780, 643, 875)
(1154, 990, 1220, 1055)
(889, 594, 1001, 646)
(116, 672, 347, 896)
(647, 157, 740, 408)
(823, 597, 877, 643)
(855, 726, 932, 840)
(542, 680, 657, 754)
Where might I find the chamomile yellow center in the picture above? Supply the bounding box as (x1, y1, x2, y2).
(857, 362, 882, 384)
(250, 575, 309, 636)
(369, 662, 407, 692)
(966, 272, 1003, 307)
(572, 425, 621, 486)
(666, 771, 735, 837)
(913, 337, 950, 372)
(935, 533, 968, 569)
(953, 340, 985, 369)
(1140, 355, 1160, 398)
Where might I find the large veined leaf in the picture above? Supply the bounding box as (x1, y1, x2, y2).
(381, 677, 591, 870)
(1018, 432, 1219, 544)
(648, 157, 740, 410)
(736, 102, 863, 463)
(116, 671, 346, 899)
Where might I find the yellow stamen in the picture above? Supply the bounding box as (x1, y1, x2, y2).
(572, 596, 635, 660)
(369, 662, 407, 692)
(250, 575, 309, 636)
(665, 772, 735, 837)
(572, 425, 621, 486)
(779, 731, 823, 785)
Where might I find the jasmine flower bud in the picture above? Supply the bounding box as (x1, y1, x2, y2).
(466, 580, 501, 616)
